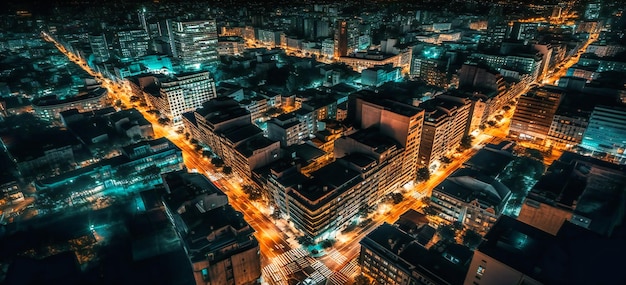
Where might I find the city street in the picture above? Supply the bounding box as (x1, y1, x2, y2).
(41, 25, 597, 284)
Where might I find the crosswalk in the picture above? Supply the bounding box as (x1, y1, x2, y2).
(326, 249, 347, 265)
(262, 248, 360, 285)
(339, 258, 360, 279)
(327, 272, 350, 285)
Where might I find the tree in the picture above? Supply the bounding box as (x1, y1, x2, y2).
(211, 157, 224, 167)
(354, 274, 371, 285)
(461, 135, 474, 150)
(242, 185, 262, 201)
(437, 224, 457, 242)
(417, 167, 431, 181)
(222, 166, 232, 175)
(157, 117, 170, 125)
(462, 229, 483, 249)
(390, 192, 404, 204)
(423, 205, 438, 216)
(452, 221, 464, 231)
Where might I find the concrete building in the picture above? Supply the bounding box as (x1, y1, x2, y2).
(31, 88, 108, 122)
(35, 137, 184, 191)
(185, 98, 280, 179)
(418, 97, 471, 168)
(161, 171, 261, 285)
(431, 168, 512, 234)
(171, 19, 219, 71)
(89, 33, 110, 63)
(465, 215, 626, 285)
(133, 71, 217, 126)
(517, 151, 626, 236)
(217, 36, 245, 56)
(361, 223, 472, 285)
(337, 50, 412, 73)
(116, 29, 150, 60)
(353, 91, 424, 190)
(509, 87, 563, 144)
(267, 113, 309, 147)
(361, 64, 402, 87)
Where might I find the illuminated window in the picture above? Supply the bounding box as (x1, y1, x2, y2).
(477, 265, 486, 277)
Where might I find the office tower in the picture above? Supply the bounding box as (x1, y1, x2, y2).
(171, 19, 219, 71)
(116, 29, 150, 60)
(509, 22, 538, 42)
(89, 33, 110, 63)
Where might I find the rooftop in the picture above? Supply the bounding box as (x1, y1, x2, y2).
(528, 151, 626, 236)
(434, 168, 511, 211)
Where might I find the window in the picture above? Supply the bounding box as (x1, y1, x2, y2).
(201, 268, 209, 281)
(477, 265, 486, 277)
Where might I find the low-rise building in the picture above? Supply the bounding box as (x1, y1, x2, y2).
(31, 88, 108, 122)
(361, 222, 472, 285)
(431, 168, 512, 234)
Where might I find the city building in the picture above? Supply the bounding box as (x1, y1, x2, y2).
(430, 168, 512, 234)
(35, 137, 184, 191)
(116, 29, 150, 60)
(185, 98, 280, 179)
(266, 113, 309, 147)
(418, 97, 471, 168)
(580, 105, 626, 164)
(31, 88, 109, 122)
(337, 50, 412, 73)
(360, 222, 472, 285)
(361, 64, 402, 87)
(517, 151, 626, 236)
(217, 36, 245, 56)
(465, 215, 626, 285)
(333, 18, 359, 57)
(160, 171, 261, 285)
(509, 87, 563, 145)
(171, 19, 219, 71)
(131, 71, 217, 126)
(5, 128, 83, 178)
(88, 33, 110, 63)
(353, 91, 424, 189)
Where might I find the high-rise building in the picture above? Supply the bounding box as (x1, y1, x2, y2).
(334, 18, 359, 57)
(418, 97, 471, 168)
(353, 91, 424, 189)
(509, 22, 538, 42)
(116, 29, 150, 60)
(171, 19, 219, 71)
(584, 2, 601, 20)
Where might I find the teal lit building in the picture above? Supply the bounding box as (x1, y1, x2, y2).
(580, 105, 626, 164)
